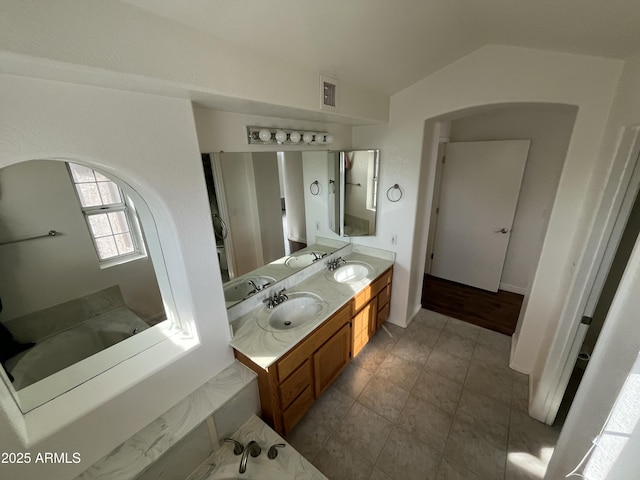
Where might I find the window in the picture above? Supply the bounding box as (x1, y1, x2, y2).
(67, 163, 145, 265)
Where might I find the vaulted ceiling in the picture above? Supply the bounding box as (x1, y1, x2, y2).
(121, 0, 640, 95)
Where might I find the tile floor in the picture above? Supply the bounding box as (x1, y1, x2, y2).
(286, 309, 561, 480)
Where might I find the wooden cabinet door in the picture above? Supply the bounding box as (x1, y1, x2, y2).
(352, 298, 376, 358)
(313, 323, 351, 398)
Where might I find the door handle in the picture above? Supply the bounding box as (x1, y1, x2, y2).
(494, 228, 509, 234)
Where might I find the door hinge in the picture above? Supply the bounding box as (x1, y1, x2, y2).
(430, 253, 434, 259)
(442, 156, 446, 164)
(436, 207, 440, 214)
(581, 316, 593, 325)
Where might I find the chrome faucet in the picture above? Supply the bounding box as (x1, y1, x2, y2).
(247, 279, 270, 295)
(327, 257, 346, 271)
(239, 440, 261, 474)
(262, 289, 288, 309)
(311, 251, 328, 262)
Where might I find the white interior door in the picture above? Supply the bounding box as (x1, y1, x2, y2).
(431, 140, 530, 292)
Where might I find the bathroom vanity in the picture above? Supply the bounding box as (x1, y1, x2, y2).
(229, 247, 394, 435)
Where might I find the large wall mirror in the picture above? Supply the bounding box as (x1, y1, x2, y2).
(329, 150, 380, 237)
(0, 160, 177, 412)
(201, 149, 379, 309)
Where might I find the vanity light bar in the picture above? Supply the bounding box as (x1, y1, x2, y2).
(246, 126, 334, 146)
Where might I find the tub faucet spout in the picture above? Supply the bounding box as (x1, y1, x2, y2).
(239, 440, 261, 474)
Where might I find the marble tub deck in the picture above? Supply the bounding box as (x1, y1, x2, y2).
(195, 415, 326, 480)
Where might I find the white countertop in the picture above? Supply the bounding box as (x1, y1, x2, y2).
(229, 249, 394, 369)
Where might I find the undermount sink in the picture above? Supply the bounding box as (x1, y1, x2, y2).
(224, 276, 275, 302)
(329, 261, 373, 283)
(258, 292, 326, 331)
(284, 251, 326, 268)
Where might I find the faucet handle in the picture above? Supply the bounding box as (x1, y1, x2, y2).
(223, 438, 244, 455)
(267, 443, 285, 459)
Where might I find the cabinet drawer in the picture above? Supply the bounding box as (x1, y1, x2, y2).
(282, 385, 314, 434)
(352, 267, 393, 314)
(377, 301, 390, 329)
(277, 303, 351, 383)
(378, 283, 392, 308)
(279, 359, 311, 410)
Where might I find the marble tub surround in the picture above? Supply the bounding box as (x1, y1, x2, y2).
(224, 237, 348, 309)
(2, 285, 134, 344)
(75, 361, 257, 480)
(229, 248, 394, 369)
(193, 415, 326, 480)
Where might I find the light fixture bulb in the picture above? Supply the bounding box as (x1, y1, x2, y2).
(325, 133, 335, 144)
(275, 130, 287, 143)
(289, 131, 301, 143)
(303, 132, 314, 144)
(258, 129, 272, 143)
(315, 134, 324, 144)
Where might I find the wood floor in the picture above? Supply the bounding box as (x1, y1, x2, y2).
(422, 274, 524, 335)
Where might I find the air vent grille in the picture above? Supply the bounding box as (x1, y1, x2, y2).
(320, 74, 339, 111)
(323, 81, 336, 107)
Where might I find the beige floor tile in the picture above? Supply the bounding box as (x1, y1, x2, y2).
(413, 309, 449, 330)
(376, 354, 423, 391)
(368, 325, 401, 351)
(391, 334, 433, 365)
(334, 402, 394, 463)
(369, 468, 393, 480)
(433, 331, 476, 361)
(464, 361, 513, 405)
(397, 393, 453, 453)
(285, 415, 331, 463)
(376, 426, 441, 480)
(471, 342, 511, 369)
(333, 362, 374, 400)
(477, 328, 512, 355)
(313, 436, 374, 480)
(424, 350, 471, 385)
(508, 410, 560, 456)
(444, 418, 507, 480)
(511, 372, 529, 413)
(406, 322, 443, 347)
(444, 318, 481, 341)
(436, 458, 481, 480)
(359, 377, 411, 422)
(413, 370, 463, 414)
(352, 341, 391, 373)
(456, 388, 511, 443)
(306, 385, 355, 433)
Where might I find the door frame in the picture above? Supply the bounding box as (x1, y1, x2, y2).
(211, 153, 237, 279)
(531, 126, 640, 424)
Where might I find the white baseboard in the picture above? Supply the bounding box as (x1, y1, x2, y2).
(499, 283, 527, 295)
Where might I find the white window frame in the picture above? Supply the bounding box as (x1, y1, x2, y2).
(67, 163, 147, 267)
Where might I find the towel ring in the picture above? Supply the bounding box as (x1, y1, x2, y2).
(310, 180, 321, 196)
(386, 184, 404, 202)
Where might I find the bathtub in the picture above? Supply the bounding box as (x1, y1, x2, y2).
(5, 306, 149, 390)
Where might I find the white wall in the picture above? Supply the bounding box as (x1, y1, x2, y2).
(0, 75, 234, 480)
(281, 152, 307, 244)
(352, 45, 623, 387)
(0, 0, 389, 124)
(302, 152, 345, 244)
(0, 160, 163, 323)
(193, 109, 353, 153)
(545, 53, 640, 478)
(252, 152, 285, 263)
(218, 152, 262, 276)
(448, 105, 578, 293)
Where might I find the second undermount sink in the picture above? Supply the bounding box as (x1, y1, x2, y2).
(329, 261, 373, 284)
(258, 292, 327, 331)
(284, 251, 326, 268)
(224, 276, 275, 302)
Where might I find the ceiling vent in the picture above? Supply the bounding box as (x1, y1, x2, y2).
(320, 74, 339, 112)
